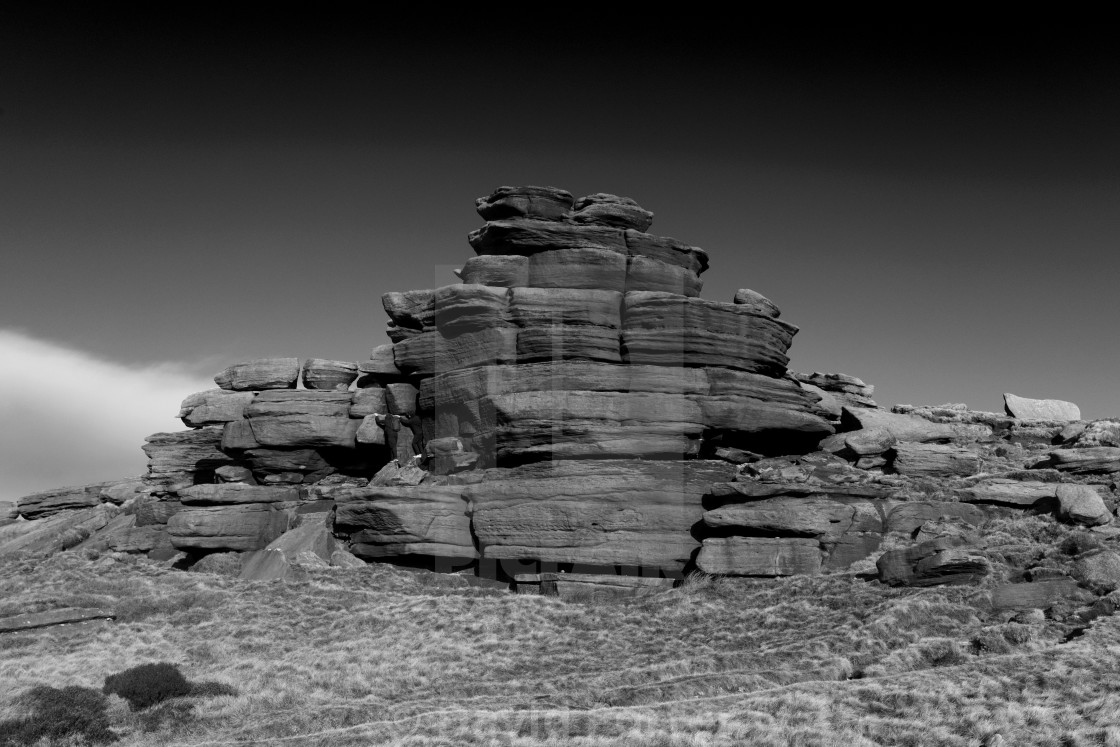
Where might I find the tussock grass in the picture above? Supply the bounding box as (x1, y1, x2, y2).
(1, 541, 1117, 746)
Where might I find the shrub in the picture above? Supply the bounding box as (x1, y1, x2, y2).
(103, 662, 192, 711)
(0, 685, 117, 745)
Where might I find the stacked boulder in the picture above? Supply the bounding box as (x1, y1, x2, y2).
(138, 356, 391, 557)
(329, 186, 836, 576)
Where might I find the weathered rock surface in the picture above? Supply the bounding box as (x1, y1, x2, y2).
(248, 415, 360, 449)
(0, 505, 117, 559)
(457, 255, 530, 287)
(1041, 447, 1120, 474)
(302, 359, 358, 390)
(841, 407, 954, 443)
(795, 373, 877, 410)
(465, 460, 734, 571)
(732, 289, 780, 318)
(0, 607, 115, 634)
(884, 502, 988, 535)
(143, 428, 235, 492)
(16, 482, 112, 519)
(1056, 484, 1112, 526)
(958, 480, 1058, 508)
(571, 193, 654, 231)
(621, 292, 796, 375)
(475, 185, 574, 222)
(1004, 393, 1081, 422)
(331, 485, 476, 560)
(215, 358, 300, 391)
(245, 391, 353, 418)
(891, 443, 980, 477)
(877, 537, 989, 586)
(167, 503, 289, 552)
(179, 389, 256, 427)
(350, 388, 387, 418)
(178, 483, 301, 505)
(239, 516, 336, 581)
(696, 537, 822, 576)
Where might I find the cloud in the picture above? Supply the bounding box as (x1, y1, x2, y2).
(0, 330, 214, 504)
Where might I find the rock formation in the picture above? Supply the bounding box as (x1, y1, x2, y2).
(6, 186, 1118, 608)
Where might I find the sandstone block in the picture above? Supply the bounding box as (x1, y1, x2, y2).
(528, 247, 628, 292)
(469, 219, 626, 256)
(845, 427, 897, 456)
(958, 480, 1058, 507)
(356, 415, 387, 446)
(696, 537, 821, 576)
(624, 255, 702, 296)
(840, 407, 954, 443)
(245, 390, 353, 418)
(178, 483, 300, 505)
(249, 415, 360, 449)
(178, 389, 256, 427)
(623, 230, 709, 274)
(1072, 550, 1120, 591)
(167, 502, 289, 551)
(466, 460, 734, 571)
(239, 519, 337, 581)
(516, 326, 622, 364)
(621, 292, 795, 375)
(508, 287, 622, 328)
(885, 502, 987, 535)
(393, 327, 518, 377)
(877, 536, 988, 586)
(1004, 393, 1081, 422)
(350, 387, 387, 418)
(143, 428, 235, 491)
(732, 289, 781, 318)
(215, 358, 300, 391)
(703, 497, 867, 538)
(302, 359, 358, 390)
(457, 255, 530, 287)
(214, 465, 257, 484)
(332, 485, 476, 560)
(1043, 447, 1120, 474)
(382, 289, 435, 331)
(432, 284, 511, 335)
(571, 193, 653, 231)
(891, 443, 980, 477)
(475, 186, 574, 222)
(16, 482, 109, 519)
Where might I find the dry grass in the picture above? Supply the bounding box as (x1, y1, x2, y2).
(1, 531, 1118, 746)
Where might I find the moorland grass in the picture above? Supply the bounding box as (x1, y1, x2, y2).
(0, 515, 1118, 746)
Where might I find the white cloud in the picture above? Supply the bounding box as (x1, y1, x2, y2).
(0, 330, 214, 504)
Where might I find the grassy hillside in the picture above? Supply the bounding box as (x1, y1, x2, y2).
(2, 516, 1119, 747)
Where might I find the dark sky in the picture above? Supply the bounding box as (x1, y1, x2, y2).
(2, 13, 1118, 497)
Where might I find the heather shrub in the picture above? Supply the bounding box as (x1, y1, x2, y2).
(103, 662, 192, 711)
(0, 684, 117, 745)
(190, 680, 239, 698)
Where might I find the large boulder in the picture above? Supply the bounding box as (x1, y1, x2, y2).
(570, 193, 654, 231)
(332, 485, 476, 560)
(1055, 484, 1112, 526)
(215, 358, 300, 391)
(877, 537, 989, 586)
(239, 516, 336, 581)
(958, 480, 1058, 508)
(1042, 447, 1120, 474)
(177, 483, 301, 505)
(142, 428, 236, 492)
(475, 185, 574, 222)
(167, 503, 290, 552)
(1004, 393, 1081, 422)
(302, 359, 358, 390)
(178, 389, 256, 427)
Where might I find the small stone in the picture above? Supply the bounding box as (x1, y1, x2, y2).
(1003, 393, 1080, 422)
(214, 466, 257, 484)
